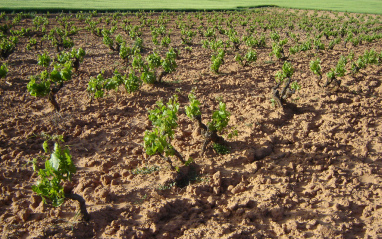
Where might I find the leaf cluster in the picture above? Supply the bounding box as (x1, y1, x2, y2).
(309, 58, 322, 77)
(0, 63, 8, 79)
(119, 43, 134, 62)
(328, 38, 341, 50)
(185, 92, 201, 119)
(32, 137, 76, 207)
(272, 61, 300, 106)
(87, 69, 141, 98)
(275, 61, 294, 83)
(270, 31, 280, 42)
(327, 55, 347, 80)
(202, 39, 224, 51)
(27, 61, 72, 97)
(46, 27, 74, 52)
(289, 38, 313, 55)
(208, 101, 230, 133)
(351, 48, 381, 73)
(313, 38, 325, 51)
(212, 143, 230, 155)
(146, 52, 162, 69)
(161, 36, 171, 47)
(210, 49, 225, 74)
(244, 34, 266, 48)
(270, 39, 287, 60)
(0, 36, 17, 58)
(25, 38, 37, 51)
(131, 48, 178, 84)
(180, 29, 196, 45)
(235, 50, 257, 67)
(144, 95, 179, 157)
(38, 52, 51, 67)
(162, 47, 178, 73)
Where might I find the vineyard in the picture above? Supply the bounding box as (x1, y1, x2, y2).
(1, 7, 382, 238)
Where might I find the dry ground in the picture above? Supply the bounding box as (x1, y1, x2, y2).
(1, 8, 382, 238)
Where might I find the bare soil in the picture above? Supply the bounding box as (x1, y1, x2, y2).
(1, 8, 382, 238)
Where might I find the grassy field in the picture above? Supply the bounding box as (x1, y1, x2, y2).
(0, 0, 381, 14)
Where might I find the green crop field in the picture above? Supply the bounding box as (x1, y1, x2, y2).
(0, 0, 381, 14)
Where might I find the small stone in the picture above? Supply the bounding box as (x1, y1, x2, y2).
(18, 208, 31, 222)
(231, 182, 246, 194)
(213, 186, 220, 195)
(212, 171, 221, 187)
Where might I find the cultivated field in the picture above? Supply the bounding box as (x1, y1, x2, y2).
(1, 8, 382, 238)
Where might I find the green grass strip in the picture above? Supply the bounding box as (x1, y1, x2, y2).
(0, 0, 381, 14)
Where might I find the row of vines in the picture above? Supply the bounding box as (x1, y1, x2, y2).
(1, 7, 382, 227)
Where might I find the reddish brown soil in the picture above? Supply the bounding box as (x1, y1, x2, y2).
(1, 8, 382, 238)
